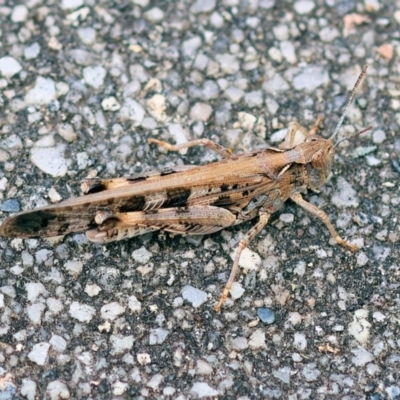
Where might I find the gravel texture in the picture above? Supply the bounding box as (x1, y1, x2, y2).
(0, 0, 399, 399)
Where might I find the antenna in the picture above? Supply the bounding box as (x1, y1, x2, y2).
(330, 65, 368, 141)
(334, 125, 373, 148)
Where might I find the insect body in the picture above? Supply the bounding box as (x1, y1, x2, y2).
(0, 66, 369, 311)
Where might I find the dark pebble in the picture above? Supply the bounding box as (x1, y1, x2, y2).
(257, 307, 276, 324)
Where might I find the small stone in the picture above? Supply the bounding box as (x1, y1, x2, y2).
(11, 4, 29, 22)
(273, 366, 291, 385)
(351, 347, 374, 366)
(244, 90, 263, 108)
(257, 308, 276, 324)
(294, 332, 307, 350)
(279, 213, 294, 223)
(190, 102, 213, 121)
(302, 363, 321, 382)
(21, 379, 37, 400)
(366, 155, 382, 167)
(50, 335, 67, 352)
(293, 66, 329, 91)
(372, 129, 386, 144)
(137, 352, 151, 365)
(229, 282, 245, 300)
(101, 96, 121, 111)
(83, 66, 107, 89)
(190, 382, 219, 398)
(235, 247, 261, 270)
(69, 302, 96, 323)
(110, 334, 134, 355)
(113, 381, 129, 396)
(230, 337, 248, 351)
(27, 303, 46, 324)
(149, 328, 169, 345)
(30, 144, 70, 177)
(61, 0, 84, 10)
(196, 359, 213, 375)
(132, 246, 152, 264)
(119, 98, 145, 126)
(182, 285, 208, 308)
(84, 284, 101, 297)
(46, 380, 70, 400)
(331, 177, 359, 207)
(224, 86, 245, 103)
(190, 0, 216, 14)
(249, 328, 266, 349)
(77, 27, 96, 45)
(25, 282, 47, 302)
(319, 26, 340, 42)
(147, 94, 167, 121)
(25, 77, 56, 106)
(293, 0, 315, 14)
(280, 41, 297, 64)
(216, 54, 240, 74)
(0, 56, 22, 78)
(58, 123, 77, 142)
(348, 309, 371, 344)
(64, 260, 83, 277)
(101, 302, 125, 320)
(128, 295, 142, 313)
(28, 342, 50, 366)
(0, 199, 20, 212)
(144, 7, 164, 23)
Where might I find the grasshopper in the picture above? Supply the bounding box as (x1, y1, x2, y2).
(0, 66, 369, 311)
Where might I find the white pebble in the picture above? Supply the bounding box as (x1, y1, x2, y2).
(149, 328, 170, 345)
(348, 309, 371, 344)
(50, 335, 67, 352)
(249, 328, 266, 349)
(110, 334, 134, 355)
(25, 76, 56, 106)
(119, 98, 145, 126)
(132, 246, 152, 264)
(351, 347, 374, 366)
(128, 295, 142, 313)
(21, 379, 37, 400)
(182, 285, 208, 308)
(84, 284, 101, 297)
(331, 177, 359, 207)
(224, 86, 244, 103)
(147, 94, 167, 121)
(144, 7, 164, 23)
(294, 332, 307, 350)
(46, 380, 70, 400)
(216, 54, 240, 74)
(27, 303, 45, 324)
(64, 260, 83, 277)
(229, 282, 245, 300)
(83, 66, 106, 89)
(293, 0, 315, 14)
(61, 0, 83, 10)
(190, 382, 219, 398)
(190, 102, 213, 121)
(0, 56, 22, 78)
(77, 27, 96, 45)
(69, 301, 96, 322)
(28, 342, 50, 366)
(101, 96, 121, 111)
(113, 381, 129, 396)
(147, 374, 164, 390)
(11, 4, 28, 22)
(293, 66, 329, 91)
(30, 144, 70, 177)
(25, 282, 47, 302)
(235, 247, 261, 271)
(101, 302, 125, 321)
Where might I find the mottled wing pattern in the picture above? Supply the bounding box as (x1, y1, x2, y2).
(0, 153, 278, 239)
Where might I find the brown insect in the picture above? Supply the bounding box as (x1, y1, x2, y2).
(0, 66, 370, 311)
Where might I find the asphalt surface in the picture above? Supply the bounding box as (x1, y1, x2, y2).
(0, 0, 399, 399)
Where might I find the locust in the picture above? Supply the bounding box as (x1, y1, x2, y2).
(0, 66, 370, 311)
